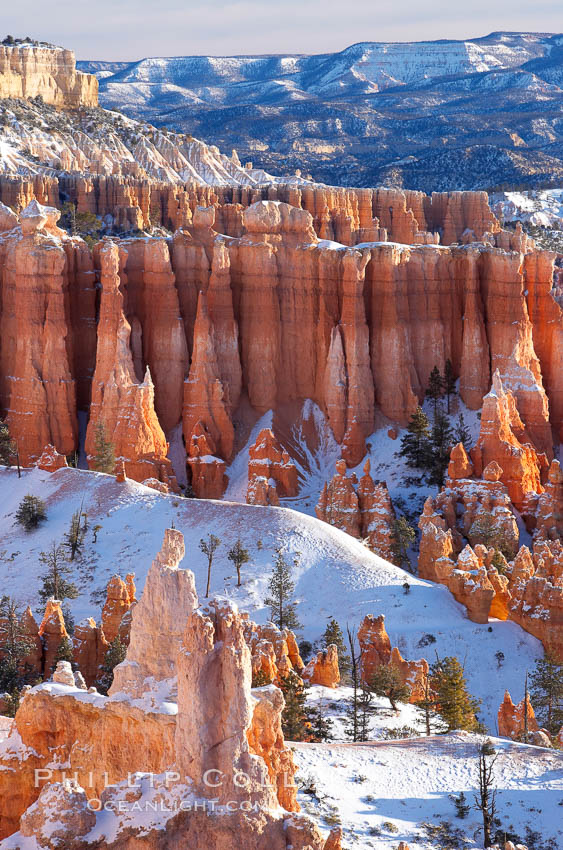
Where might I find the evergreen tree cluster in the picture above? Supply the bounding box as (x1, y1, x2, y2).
(399, 360, 472, 487)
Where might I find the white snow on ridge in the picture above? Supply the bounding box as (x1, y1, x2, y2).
(294, 734, 563, 850)
(0, 466, 542, 731)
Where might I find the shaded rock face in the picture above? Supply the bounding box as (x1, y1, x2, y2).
(0, 45, 98, 107)
(0, 529, 331, 848)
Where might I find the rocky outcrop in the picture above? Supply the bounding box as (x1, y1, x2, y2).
(35, 444, 68, 471)
(316, 459, 397, 560)
(358, 614, 392, 684)
(72, 617, 107, 688)
(38, 599, 69, 677)
(0, 525, 337, 849)
(523, 459, 563, 542)
(302, 644, 340, 688)
(498, 690, 539, 740)
(357, 460, 397, 560)
(110, 528, 196, 699)
(471, 371, 544, 510)
(100, 573, 136, 645)
(358, 615, 428, 701)
(316, 459, 361, 538)
(242, 618, 304, 683)
(246, 428, 298, 505)
(0, 45, 98, 107)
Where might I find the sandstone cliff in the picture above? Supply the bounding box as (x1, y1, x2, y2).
(0, 45, 98, 107)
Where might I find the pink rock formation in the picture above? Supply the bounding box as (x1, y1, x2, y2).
(472, 371, 544, 509)
(302, 644, 340, 688)
(183, 290, 234, 461)
(246, 428, 298, 505)
(35, 444, 68, 472)
(100, 573, 136, 644)
(498, 690, 539, 740)
(38, 599, 69, 677)
(316, 459, 361, 537)
(84, 241, 177, 488)
(358, 614, 392, 684)
(0, 201, 77, 463)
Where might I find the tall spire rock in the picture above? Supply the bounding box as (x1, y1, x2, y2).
(0, 201, 77, 463)
(339, 249, 374, 464)
(324, 325, 347, 444)
(84, 241, 174, 486)
(182, 289, 234, 460)
(459, 247, 490, 408)
(207, 238, 242, 413)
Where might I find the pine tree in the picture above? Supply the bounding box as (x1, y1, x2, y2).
(0, 597, 35, 693)
(399, 406, 431, 469)
(15, 494, 47, 531)
(357, 688, 374, 741)
(428, 409, 454, 487)
(279, 671, 309, 741)
(529, 653, 563, 736)
(368, 664, 411, 711)
(38, 542, 79, 605)
(0, 418, 15, 466)
(453, 791, 470, 818)
(344, 625, 361, 742)
(425, 365, 444, 414)
(52, 636, 73, 671)
(199, 534, 221, 598)
(390, 516, 416, 570)
(473, 739, 498, 848)
(443, 358, 456, 414)
(468, 511, 517, 560)
(415, 676, 438, 736)
(430, 656, 481, 731)
(321, 618, 351, 682)
(264, 550, 301, 631)
(252, 669, 272, 688)
(93, 421, 115, 474)
(307, 698, 333, 742)
(227, 538, 250, 588)
(96, 636, 127, 695)
(63, 502, 87, 561)
(454, 412, 472, 450)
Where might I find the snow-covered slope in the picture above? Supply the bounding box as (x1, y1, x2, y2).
(0, 97, 309, 186)
(81, 32, 553, 107)
(294, 734, 563, 849)
(491, 188, 563, 226)
(0, 466, 542, 730)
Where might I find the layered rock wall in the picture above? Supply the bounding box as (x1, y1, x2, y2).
(0, 45, 97, 107)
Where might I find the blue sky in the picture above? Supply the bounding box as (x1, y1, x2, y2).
(4, 0, 562, 60)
